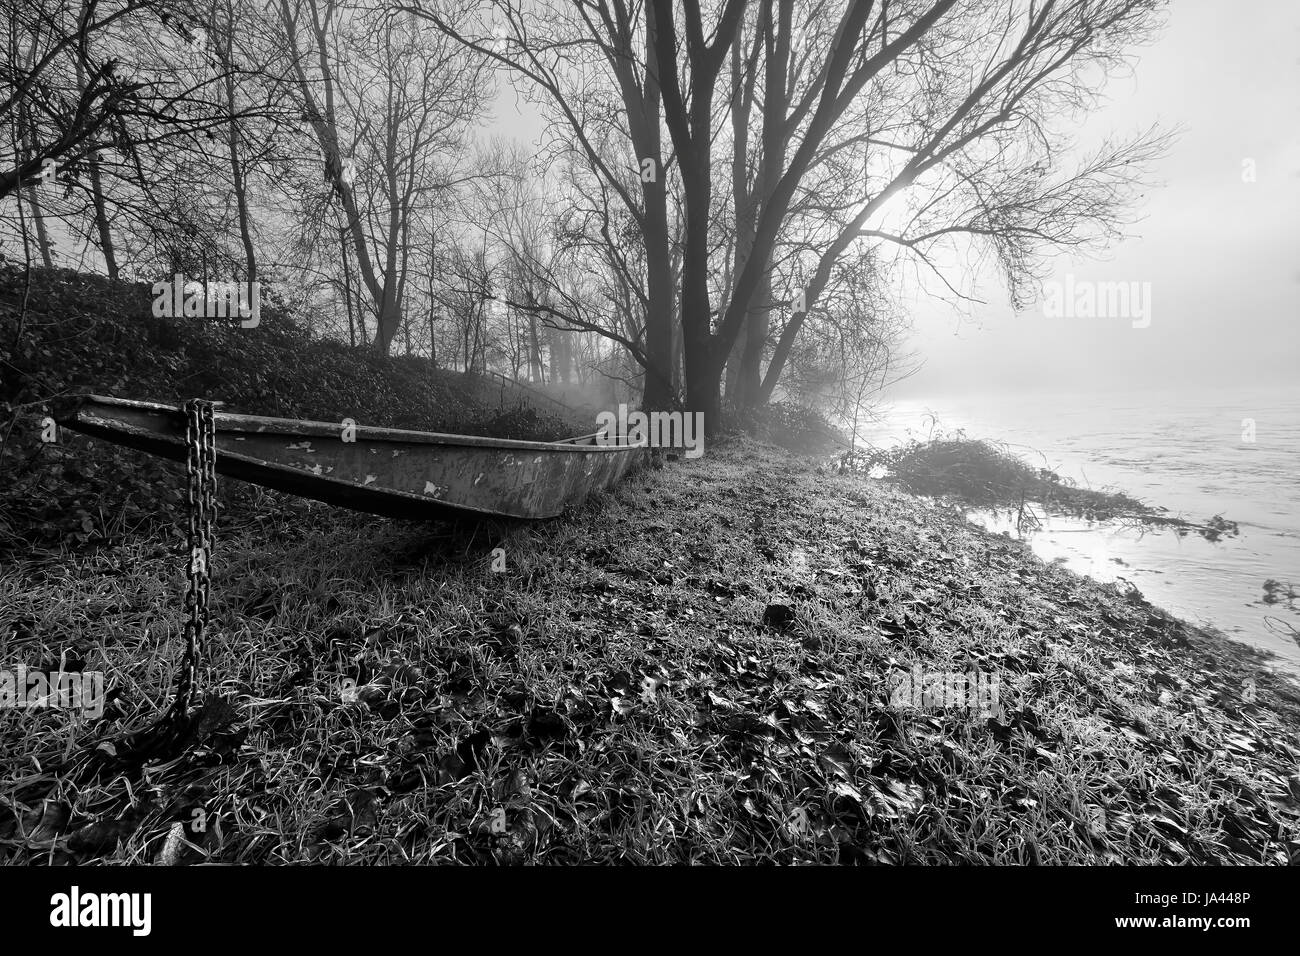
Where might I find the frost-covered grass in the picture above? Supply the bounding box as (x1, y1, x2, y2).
(3, 439, 1298, 864)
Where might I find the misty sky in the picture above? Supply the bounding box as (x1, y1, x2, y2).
(894, 0, 1300, 398)
(492, 0, 1299, 400)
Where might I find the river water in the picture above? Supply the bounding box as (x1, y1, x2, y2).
(855, 385, 1300, 678)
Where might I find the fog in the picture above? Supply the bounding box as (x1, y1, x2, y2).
(893, 0, 1300, 398)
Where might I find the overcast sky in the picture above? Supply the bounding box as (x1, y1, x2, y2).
(893, 0, 1300, 398)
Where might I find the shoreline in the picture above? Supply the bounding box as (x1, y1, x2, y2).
(850, 393, 1300, 680)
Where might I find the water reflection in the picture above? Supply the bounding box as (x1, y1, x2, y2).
(966, 506, 1300, 678)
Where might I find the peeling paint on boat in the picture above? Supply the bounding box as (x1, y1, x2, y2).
(363, 474, 377, 485)
(287, 441, 313, 451)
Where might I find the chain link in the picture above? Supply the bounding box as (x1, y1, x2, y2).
(170, 398, 216, 720)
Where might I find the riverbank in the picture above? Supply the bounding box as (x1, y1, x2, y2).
(3, 437, 1299, 863)
(855, 390, 1300, 677)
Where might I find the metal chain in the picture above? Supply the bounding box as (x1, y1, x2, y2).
(169, 398, 216, 721)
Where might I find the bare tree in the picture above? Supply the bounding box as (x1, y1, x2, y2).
(416, 1, 1167, 435)
(276, 0, 488, 354)
(408, 0, 681, 408)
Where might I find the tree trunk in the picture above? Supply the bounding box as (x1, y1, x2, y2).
(529, 312, 543, 383)
(675, 153, 718, 428)
(221, 4, 256, 289)
(733, 268, 771, 409)
(371, 112, 406, 354)
(87, 153, 117, 279)
(74, 53, 118, 279)
(23, 184, 54, 269)
(638, 8, 674, 412)
(341, 226, 356, 346)
(683, 335, 723, 437)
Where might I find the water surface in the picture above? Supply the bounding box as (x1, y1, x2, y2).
(856, 386, 1300, 677)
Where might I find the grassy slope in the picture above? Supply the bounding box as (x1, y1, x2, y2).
(3, 439, 1299, 863)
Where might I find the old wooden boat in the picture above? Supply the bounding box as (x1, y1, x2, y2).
(54, 394, 646, 520)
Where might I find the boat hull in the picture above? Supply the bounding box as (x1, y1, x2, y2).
(54, 395, 645, 520)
